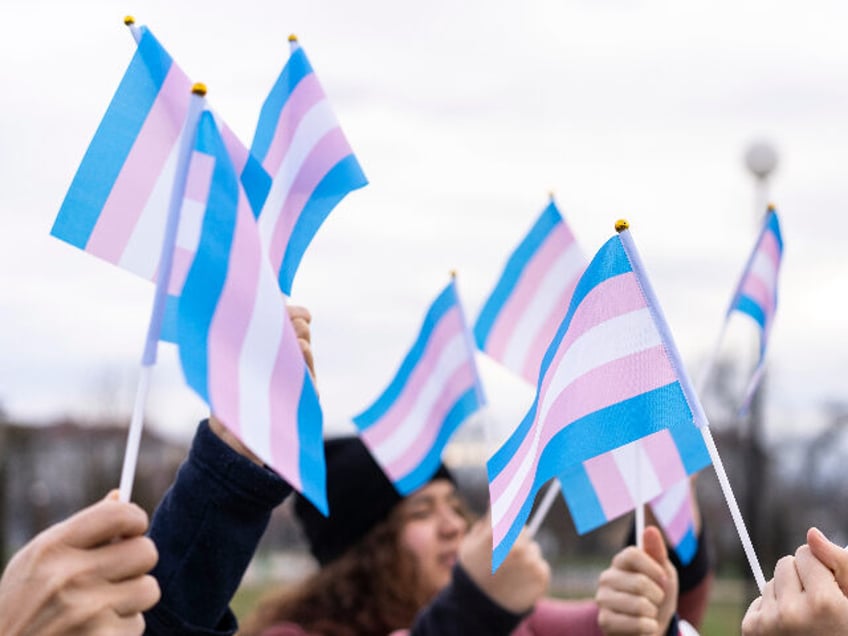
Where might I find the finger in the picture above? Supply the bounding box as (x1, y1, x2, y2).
(598, 567, 665, 606)
(611, 546, 666, 583)
(109, 574, 161, 616)
(807, 527, 848, 594)
(66, 612, 146, 636)
(596, 585, 660, 618)
(773, 554, 802, 599)
(287, 305, 312, 326)
(795, 542, 840, 594)
(89, 536, 158, 582)
(741, 596, 763, 635)
(291, 316, 312, 343)
(52, 499, 149, 549)
(598, 607, 658, 635)
(642, 526, 670, 580)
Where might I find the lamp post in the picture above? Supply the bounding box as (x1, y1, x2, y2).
(742, 140, 778, 589)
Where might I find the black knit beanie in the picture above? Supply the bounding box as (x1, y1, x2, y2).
(294, 436, 456, 566)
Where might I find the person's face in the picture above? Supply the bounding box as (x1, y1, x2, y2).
(397, 479, 468, 599)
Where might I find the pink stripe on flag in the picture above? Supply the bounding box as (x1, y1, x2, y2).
(183, 152, 216, 202)
(86, 66, 191, 262)
(219, 122, 250, 176)
(268, 315, 307, 493)
(268, 128, 352, 273)
(662, 489, 694, 544)
(262, 74, 325, 176)
(759, 231, 782, 272)
(641, 430, 688, 491)
(383, 361, 477, 480)
(537, 273, 647, 400)
(520, 277, 580, 384)
(361, 307, 464, 447)
(585, 453, 633, 520)
(492, 346, 676, 539)
(169, 247, 194, 295)
(740, 275, 775, 317)
(485, 224, 576, 362)
(207, 194, 263, 438)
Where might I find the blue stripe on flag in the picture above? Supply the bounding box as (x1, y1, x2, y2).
(490, 383, 693, 569)
(394, 387, 483, 495)
(766, 211, 784, 253)
(277, 154, 368, 294)
(241, 152, 272, 219)
(51, 28, 173, 248)
(675, 526, 698, 565)
(297, 372, 328, 515)
(353, 282, 459, 429)
(734, 295, 767, 331)
(177, 113, 239, 402)
(666, 422, 712, 475)
(473, 202, 563, 349)
(487, 236, 634, 476)
(159, 293, 180, 343)
(250, 47, 314, 162)
(558, 465, 608, 534)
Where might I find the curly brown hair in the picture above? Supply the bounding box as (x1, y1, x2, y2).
(239, 507, 430, 636)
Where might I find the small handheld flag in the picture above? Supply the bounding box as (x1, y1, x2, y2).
(251, 36, 367, 295)
(727, 206, 784, 412)
(474, 197, 586, 384)
(177, 111, 327, 512)
(487, 222, 708, 570)
(353, 279, 485, 495)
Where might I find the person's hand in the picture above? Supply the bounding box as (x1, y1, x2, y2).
(208, 304, 316, 466)
(596, 526, 677, 635)
(742, 528, 848, 635)
(288, 305, 316, 384)
(459, 514, 550, 613)
(0, 491, 160, 635)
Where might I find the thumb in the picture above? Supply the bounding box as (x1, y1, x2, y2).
(643, 526, 670, 568)
(807, 527, 848, 594)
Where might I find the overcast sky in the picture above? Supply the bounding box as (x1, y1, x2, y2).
(2, 0, 848, 444)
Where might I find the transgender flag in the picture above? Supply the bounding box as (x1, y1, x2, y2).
(474, 198, 586, 384)
(727, 206, 784, 410)
(251, 36, 367, 295)
(558, 424, 710, 564)
(177, 110, 326, 513)
(50, 25, 270, 342)
(487, 226, 708, 569)
(353, 280, 486, 495)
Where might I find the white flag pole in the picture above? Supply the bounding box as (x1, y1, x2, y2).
(527, 480, 560, 538)
(117, 67, 207, 502)
(618, 221, 766, 593)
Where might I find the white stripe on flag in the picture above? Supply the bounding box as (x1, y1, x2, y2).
(237, 252, 286, 461)
(652, 478, 689, 521)
(258, 99, 337, 241)
(492, 308, 662, 529)
(501, 243, 585, 375)
(369, 332, 468, 465)
(612, 441, 663, 505)
(749, 250, 778, 292)
(537, 308, 661, 424)
(175, 198, 205, 254)
(118, 136, 183, 279)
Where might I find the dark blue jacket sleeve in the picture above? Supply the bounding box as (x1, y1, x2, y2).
(144, 420, 292, 635)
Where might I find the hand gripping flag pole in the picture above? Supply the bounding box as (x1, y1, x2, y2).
(118, 79, 207, 502)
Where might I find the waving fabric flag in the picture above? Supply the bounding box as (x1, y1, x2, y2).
(558, 424, 710, 564)
(727, 207, 784, 411)
(487, 225, 708, 569)
(177, 110, 326, 513)
(50, 25, 271, 342)
(474, 198, 586, 384)
(251, 37, 368, 295)
(353, 280, 486, 495)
